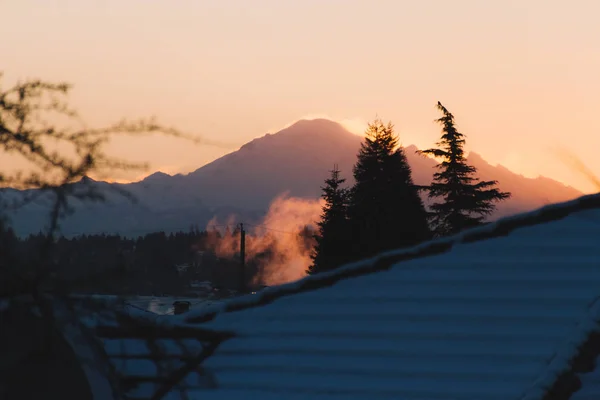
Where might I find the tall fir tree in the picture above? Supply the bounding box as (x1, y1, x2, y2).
(308, 165, 350, 274)
(418, 102, 511, 236)
(347, 119, 431, 260)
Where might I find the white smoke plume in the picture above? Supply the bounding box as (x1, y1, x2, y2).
(205, 193, 324, 286)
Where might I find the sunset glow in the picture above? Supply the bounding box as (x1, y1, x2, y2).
(2, 0, 599, 192)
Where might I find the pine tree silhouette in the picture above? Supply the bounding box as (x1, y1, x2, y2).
(348, 119, 431, 260)
(308, 165, 350, 274)
(418, 102, 511, 236)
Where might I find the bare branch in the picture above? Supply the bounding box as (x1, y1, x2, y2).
(0, 71, 205, 399)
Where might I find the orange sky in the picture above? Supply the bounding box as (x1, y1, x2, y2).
(1, 0, 599, 192)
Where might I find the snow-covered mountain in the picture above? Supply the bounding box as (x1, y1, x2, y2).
(2, 119, 582, 237)
(180, 118, 581, 216)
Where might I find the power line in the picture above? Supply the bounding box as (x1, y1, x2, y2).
(206, 222, 310, 236)
(245, 223, 313, 236)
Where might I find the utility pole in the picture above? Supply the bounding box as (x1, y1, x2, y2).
(239, 223, 246, 292)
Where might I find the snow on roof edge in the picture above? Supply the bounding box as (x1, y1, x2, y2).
(520, 296, 600, 400)
(174, 192, 600, 325)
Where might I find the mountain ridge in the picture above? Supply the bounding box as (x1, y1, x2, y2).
(2, 118, 583, 237)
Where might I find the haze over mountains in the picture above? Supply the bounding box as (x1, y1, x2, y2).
(3, 119, 582, 237)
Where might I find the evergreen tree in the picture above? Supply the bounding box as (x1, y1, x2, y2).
(347, 119, 431, 260)
(418, 102, 511, 236)
(308, 165, 350, 274)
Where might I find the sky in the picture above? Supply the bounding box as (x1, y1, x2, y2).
(1, 0, 599, 192)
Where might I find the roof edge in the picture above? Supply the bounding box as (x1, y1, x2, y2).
(521, 297, 600, 400)
(177, 192, 600, 325)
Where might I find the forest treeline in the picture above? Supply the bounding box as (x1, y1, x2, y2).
(0, 226, 314, 295)
(0, 101, 513, 292)
(0, 69, 511, 295)
(309, 102, 511, 274)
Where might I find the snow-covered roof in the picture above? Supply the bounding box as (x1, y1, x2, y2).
(74, 299, 232, 399)
(87, 193, 600, 399)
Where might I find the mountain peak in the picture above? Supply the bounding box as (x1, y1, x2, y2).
(279, 118, 351, 138)
(234, 118, 360, 154)
(7, 122, 585, 238)
(289, 118, 344, 128)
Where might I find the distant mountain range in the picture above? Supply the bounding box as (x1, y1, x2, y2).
(2, 119, 583, 237)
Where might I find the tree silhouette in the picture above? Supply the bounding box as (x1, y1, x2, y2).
(0, 71, 198, 298)
(348, 119, 431, 260)
(308, 165, 350, 274)
(0, 71, 203, 399)
(418, 101, 511, 236)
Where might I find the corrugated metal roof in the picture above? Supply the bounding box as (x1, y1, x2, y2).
(185, 194, 600, 400)
(81, 304, 232, 399)
(90, 193, 600, 400)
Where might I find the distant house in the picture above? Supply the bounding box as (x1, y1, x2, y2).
(5, 193, 600, 399)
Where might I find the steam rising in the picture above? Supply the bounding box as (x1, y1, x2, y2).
(206, 193, 324, 286)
